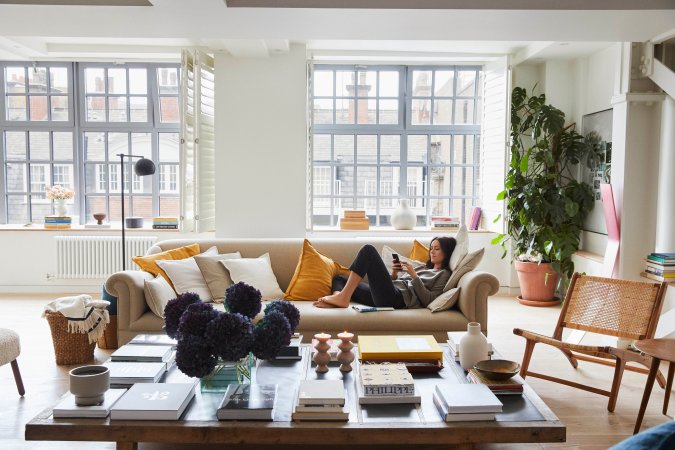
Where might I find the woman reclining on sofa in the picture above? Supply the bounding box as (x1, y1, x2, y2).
(313, 237, 456, 310)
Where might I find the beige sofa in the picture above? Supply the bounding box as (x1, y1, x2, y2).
(105, 238, 500, 346)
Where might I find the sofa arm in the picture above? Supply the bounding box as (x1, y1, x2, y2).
(456, 270, 500, 336)
(105, 270, 154, 334)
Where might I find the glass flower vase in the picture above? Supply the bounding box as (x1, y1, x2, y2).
(200, 353, 253, 393)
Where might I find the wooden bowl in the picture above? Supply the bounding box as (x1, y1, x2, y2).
(474, 359, 521, 381)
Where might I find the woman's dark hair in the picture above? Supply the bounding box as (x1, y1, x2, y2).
(425, 236, 456, 271)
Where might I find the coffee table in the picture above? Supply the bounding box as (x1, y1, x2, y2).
(25, 345, 565, 450)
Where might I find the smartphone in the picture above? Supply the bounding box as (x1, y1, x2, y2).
(392, 253, 400, 264)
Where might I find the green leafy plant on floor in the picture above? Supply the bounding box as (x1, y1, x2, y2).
(492, 87, 601, 282)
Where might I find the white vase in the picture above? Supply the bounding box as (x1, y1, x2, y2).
(391, 199, 416, 230)
(54, 199, 68, 216)
(459, 322, 489, 371)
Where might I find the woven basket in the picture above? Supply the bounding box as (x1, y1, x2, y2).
(45, 311, 96, 365)
(97, 315, 118, 349)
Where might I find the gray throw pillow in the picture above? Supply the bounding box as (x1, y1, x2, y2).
(443, 248, 485, 291)
(427, 287, 461, 313)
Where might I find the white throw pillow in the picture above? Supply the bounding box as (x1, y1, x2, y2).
(449, 223, 469, 270)
(155, 246, 218, 302)
(427, 287, 461, 313)
(194, 251, 242, 302)
(220, 253, 285, 300)
(144, 275, 177, 318)
(443, 247, 485, 292)
(381, 245, 426, 272)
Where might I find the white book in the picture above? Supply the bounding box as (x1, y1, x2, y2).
(356, 377, 421, 404)
(111, 344, 174, 363)
(294, 404, 346, 413)
(104, 361, 166, 386)
(111, 383, 195, 420)
(433, 392, 496, 422)
(297, 380, 345, 406)
(53, 389, 126, 419)
(291, 410, 349, 421)
(217, 384, 278, 421)
(129, 334, 177, 347)
(434, 384, 503, 414)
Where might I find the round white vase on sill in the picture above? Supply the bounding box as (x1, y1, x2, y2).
(54, 199, 68, 216)
(459, 322, 489, 371)
(391, 199, 416, 230)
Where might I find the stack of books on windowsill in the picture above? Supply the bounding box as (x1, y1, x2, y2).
(44, 216, 72, 229)
(642, 253, 675, 282)
(430, 216, 459, 231)
(433, 384, 502, 422)
(292, 380, 349, 421)
(356, 362, 420, 404)
(339, 210, 369, 230)
(153, 217, 179, 229)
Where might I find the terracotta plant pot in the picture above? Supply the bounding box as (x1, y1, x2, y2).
(514, 260, 560, 306)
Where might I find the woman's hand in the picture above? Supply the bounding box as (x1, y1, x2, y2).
(399, 261, 418, 278)
(391, 261, 403, 279)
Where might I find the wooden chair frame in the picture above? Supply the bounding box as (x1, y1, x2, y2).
(514, 272, 668, 412)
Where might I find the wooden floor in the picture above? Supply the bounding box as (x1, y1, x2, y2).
(1, 293, 673, 450)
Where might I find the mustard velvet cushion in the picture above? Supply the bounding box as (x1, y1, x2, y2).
(132, 243, 201, 282)
(284, 239, 350, 301)
(409, 240, 430, 263)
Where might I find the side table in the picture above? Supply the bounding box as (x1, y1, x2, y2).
(633, 339, 675, 434)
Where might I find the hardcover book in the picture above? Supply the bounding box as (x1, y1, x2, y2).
(104, 361, 166, 387)
(53, 389, 126, 419)
(434, 384, 502, 413)
(217, 384, 278, 421)
(432, 392, 496, 422)
(358, 335, 443, 362)
(356, 376, 421, 405)
(110, 383, 195, 420)
(359, 363, 414, 396)
(129, 334, 178, 347)
(297, 380, 345, 406)
(111, 344, 174, 363)
(274, 334, 303, 360)
(467, 369, 524, 394)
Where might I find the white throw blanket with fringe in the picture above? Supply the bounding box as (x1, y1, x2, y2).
(43, 295, 110, 344)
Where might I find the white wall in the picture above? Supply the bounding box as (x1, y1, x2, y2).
(215, 45, 308, 238)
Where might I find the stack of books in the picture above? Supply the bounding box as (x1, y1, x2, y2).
(129, 333, 177, 347)
(339, 210, 369, 230)
(356, 362, 420, 404)
(642, 253, 675, 282)
(111, 344, 175, 364)
(447, 331, 494, 362)
(153, 217, 179, 229)
(52, 389, 127, 419)
(217, 384, 278, 421)
(44, 216, 72, 229)
(469, 206, 482, 230)
(274, 333, 303, 360)
(431, 216, 459, 231)
(292, 380, 349, 421)
(110, 383, 196, 420)
(358, 335, 443, 373)
(467, 368, 524, 395)
(104, 342, 176, 388)
(433, 384, 502, 422)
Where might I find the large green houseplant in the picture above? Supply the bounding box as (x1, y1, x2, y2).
(493, 87, 599, 304)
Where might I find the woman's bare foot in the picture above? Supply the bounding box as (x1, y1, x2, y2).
(313, 292, 350, 308)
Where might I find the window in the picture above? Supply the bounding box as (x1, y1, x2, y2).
(0, 62, 180, 224)
(311, 65, 481, 228)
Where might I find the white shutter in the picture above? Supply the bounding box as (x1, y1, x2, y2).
(480, 56, 511, 233)
(306, 60, 314, 230)
(180, 50, 216, 233)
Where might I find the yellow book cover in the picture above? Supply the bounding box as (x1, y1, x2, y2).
(358, 335, 443, 361)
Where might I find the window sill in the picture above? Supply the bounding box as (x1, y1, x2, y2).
(308, 226, 493, 237)
(0, 224, 182, 232)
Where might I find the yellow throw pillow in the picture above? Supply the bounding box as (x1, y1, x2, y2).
(284, 239, 350, 301)
(132, 243, 201, 282)
(409, 240, 430, 263)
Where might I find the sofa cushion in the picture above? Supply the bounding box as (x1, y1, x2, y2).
(221, 253, 285, 300)
(194, 251, 242, 302)
(427, 287, 461, 313)
(284, 239, 350, 301)
(144, 275, 176, 318)
(382, 245, 425, 271)
(445, 248, 485, 291)
(409, 239, 430, 262)
(156, 246, 217, 301)
(450, 224, 469, 270)
(132, 243, 201, 284)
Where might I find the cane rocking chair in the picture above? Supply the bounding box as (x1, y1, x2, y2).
(514, 272, 667, 412)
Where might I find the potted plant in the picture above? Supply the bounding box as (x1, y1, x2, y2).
(493, 87, 599, 305)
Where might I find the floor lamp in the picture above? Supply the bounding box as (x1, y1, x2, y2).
(118, 153, 155, 271)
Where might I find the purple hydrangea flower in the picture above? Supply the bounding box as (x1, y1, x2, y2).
(177, 302, 219, 338)
(204, 312, 253, 361)
(175, 334, 217, 378)
(251, 311, 292, 360)
(224, 282, 262, 319)
(164, 292, 201, 339)
(264, 300, 300, 332)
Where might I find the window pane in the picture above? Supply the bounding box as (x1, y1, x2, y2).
(452, 166, 473, 197)
(159, 165, 179, 193)
(430, 166, 450, 198)
(5, 67, 26, 93)
(107, 68, 127, 94)
(411, 98, 430, 125)
(7, 195, 28, 223)
(336, 70, 354, 97)
(159, 97, 178, 123)
(131, 133, 152, 159)
(379, 71, 398, 97)
(430, 135, 451, 165)
(454, 99, 474, 124)
(53, 132, 73, 160)
(313, 99, 333, 125)
(313, 71, 333, 97)
(313, 134, 331, 161)
(7, 163, 27, 192)
(84, 132, 106, 161)
(378, 99, 397, 125)
(453, 135, 475, 164)
(157, 68, 178, 95)
(435, 70, 454, 96)
(53, 164, 74, 189)
(412, 70, 432, 97)
(85, 68, 105, 94)
(131, 97, 148, 122)
(5, 131, 26, 159)
(380, 135, 400, 163)
(456, 70, 476, 96)
(50, 67, 68, 93)
(29, 163, 50, 193)
(28, 67, 48, 93)
(379, 166, 399, 200)
(108, 195, 128, 221)
(29, 132, 50, 160)
(108, 96, 128, 122)
(108, 133, 129, 156)
(407, 167, 426, 199)
(7, 96, 27, 121)
(32, 194, 53, 221)
(356, 71, 376, 97)
(407, 135, 427, 163)
(28, 96, 48, 121)
(335, 98, 353, 124)
(356, 135, 376, 163)
(129, 68, 147, 94)
(85, 164, 106, 193)
(433, 99, 452, 125)
(159, 133, 179, 162)
(86, 96, 106, 121)
(86, 196, 108, 221)
(335, 166, 353, 196)
(159, 196, 180, 217)
(334, 135, 354, 163)
(358, 167, 377, 197)
(50, 95, 69, 121)
(357, 98, 376, 125)
(430, 197, 451, 218)
(132, 196, 153, 219)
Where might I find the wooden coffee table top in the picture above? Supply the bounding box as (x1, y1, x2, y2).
(26, 345, 565, 450)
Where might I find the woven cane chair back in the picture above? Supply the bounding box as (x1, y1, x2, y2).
(561, 275, 662, 340)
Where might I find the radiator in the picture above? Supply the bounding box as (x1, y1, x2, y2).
(55, 236, 158, 279)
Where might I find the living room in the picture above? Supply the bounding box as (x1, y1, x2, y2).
(1, 1, 675, 449)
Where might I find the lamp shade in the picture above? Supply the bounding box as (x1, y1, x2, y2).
(134, 157, 156, 176)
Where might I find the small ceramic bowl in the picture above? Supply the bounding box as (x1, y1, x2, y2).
(474, 359, 521, 381)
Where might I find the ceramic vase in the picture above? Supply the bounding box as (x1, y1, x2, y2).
(69, 365, 110, 406)
(391, 199, 416, 230)
(459, 322, 489, 371)
(54, 199, 67, 216)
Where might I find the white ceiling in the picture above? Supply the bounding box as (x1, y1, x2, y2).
(0, 0, 673, 62)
